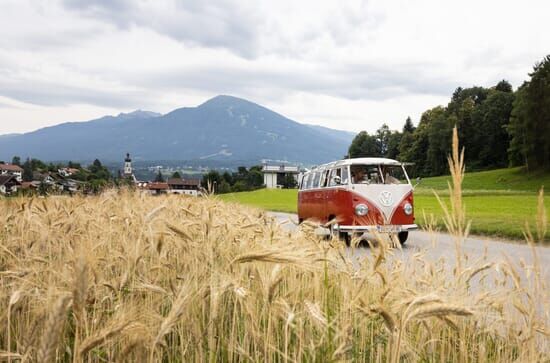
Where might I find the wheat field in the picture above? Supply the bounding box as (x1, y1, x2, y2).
(1, 131, 549, 362)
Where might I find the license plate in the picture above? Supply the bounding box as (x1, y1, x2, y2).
(377, 225, 400, 233)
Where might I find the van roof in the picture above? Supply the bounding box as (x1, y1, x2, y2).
(310, 157, 402, 171)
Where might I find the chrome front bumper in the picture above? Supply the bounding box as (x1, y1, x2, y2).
(333, 224, 418, 234)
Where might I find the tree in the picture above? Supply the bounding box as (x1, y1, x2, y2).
(495, 79, 513, 93)
(348, 131, 380, 158)
(281, 174, 298, 189)
(403, 117, 415, 133)
(155, 169, 165, 182)
(508, 55, 550, 170)
(398, 132, 414, 161)
(11, 156, 21, 166)
(90, 159, 102, 172)
(171, 171, 182, 179)
(232, 180, 247, 192)
(22, 158, 33, 182)
(398, 117, 415, 162)
(403, 108, 438, 176)
(246, 166, 264, 188)
(88, 159, 111, 181)
(474, 89, 515, 168)
(386, 131, 402, 160)
(222, 171, 233, 185)
(426, 107, 452, 176)
(374, 124, 392, 156)
(507, 84, 529, 166)
(68, 161, 81, 169)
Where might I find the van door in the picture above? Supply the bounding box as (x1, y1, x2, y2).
(310, 171, 323, 222)
(319, 169, 330, 223)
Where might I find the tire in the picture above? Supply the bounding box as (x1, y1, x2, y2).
(397, 231, 408, 244)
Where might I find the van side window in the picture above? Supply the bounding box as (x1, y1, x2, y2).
(312, 172, 321, 189)
(320, 170, 330, 188)
(307, 173, 315, 189)
(329, 168, 341, 187)
(341, 167, 349, 184)
(299, 174, 307, 190)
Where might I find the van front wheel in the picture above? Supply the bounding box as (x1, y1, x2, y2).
(398, 231, 408, 244)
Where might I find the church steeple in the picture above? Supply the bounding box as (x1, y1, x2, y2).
(124, 153, 133, 177)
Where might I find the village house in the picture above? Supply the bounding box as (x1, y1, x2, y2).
(58, 167, 80, 178)
(261, 162, 299, 189)
(141, 178, 202, 196)
(33, 171, 57, 185)
(0, 175, 21, 195)
(0, 163, 23, 182)
(146, 182, 169, 195)
(167, 178, 202, 196)
(58, 179, 80, 193)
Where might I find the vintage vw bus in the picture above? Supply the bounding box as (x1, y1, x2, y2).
(297, 158, 417, 243)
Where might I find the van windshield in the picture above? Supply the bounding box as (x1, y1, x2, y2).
(350, 164, 409, 185)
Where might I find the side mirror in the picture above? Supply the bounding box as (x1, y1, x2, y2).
(333, 176, 341, 185)
(414, 177, 422, 188)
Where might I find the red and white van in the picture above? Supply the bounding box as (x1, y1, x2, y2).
(297, 158, 417, 244)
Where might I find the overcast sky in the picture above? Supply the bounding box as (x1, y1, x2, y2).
(0, 0, 548, 135)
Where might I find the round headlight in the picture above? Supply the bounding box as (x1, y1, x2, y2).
(355, 204, 369, 216)
(403, 202, 413, 215)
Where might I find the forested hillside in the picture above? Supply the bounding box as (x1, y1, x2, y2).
(348, 55, 550, 176)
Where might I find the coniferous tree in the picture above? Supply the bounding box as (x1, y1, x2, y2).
(403, 117, 415, 133)
(22, 158, 33, 182)
(508, 55, 550, 170)
(155, 169, 165, 182)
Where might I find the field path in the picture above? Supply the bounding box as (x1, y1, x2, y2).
(269, 212, 550, 282)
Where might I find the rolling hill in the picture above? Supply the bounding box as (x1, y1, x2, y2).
(0, 96, 355, 165)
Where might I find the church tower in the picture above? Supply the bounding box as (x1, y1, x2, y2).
(124, 153, 133, 177)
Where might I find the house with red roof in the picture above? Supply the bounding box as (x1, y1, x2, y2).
(0, 163, 23, 182)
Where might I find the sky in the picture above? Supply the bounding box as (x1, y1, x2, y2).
(0, 0, 549, 135)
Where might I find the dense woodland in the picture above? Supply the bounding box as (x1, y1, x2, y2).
(348, 55, 550, 176)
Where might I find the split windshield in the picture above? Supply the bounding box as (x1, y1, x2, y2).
(350, 164, 408, 185)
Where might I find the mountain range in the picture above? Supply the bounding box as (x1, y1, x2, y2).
(0, 95, 356, 165)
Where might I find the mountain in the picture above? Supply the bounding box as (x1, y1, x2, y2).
(0, 95, 355, 165)
(0, 133, 20, 139)
(306, 125, 356, 144)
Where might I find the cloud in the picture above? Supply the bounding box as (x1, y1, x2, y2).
(0, 0, 549, 135)
(61, 0, 262, 57)
(0, 78, 144, 108)
(130, 61, 459, 103)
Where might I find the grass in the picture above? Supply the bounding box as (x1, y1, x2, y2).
(220, 171, 550, 240)
(220, 188, 298, 213)
(417, 166, 550, 191)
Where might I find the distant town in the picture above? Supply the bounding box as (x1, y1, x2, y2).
(0, 154, 300, 197)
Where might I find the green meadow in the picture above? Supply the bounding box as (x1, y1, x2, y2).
(219, 167, 550, 241)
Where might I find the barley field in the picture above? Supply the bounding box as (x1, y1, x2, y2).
(1, 131, 549, 362)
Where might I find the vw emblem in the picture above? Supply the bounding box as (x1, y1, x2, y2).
(379, 191, 393, 207)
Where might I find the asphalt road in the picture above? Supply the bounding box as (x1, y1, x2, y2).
(269, 212, 550, 282)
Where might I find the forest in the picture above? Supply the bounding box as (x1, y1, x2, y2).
(348, 55, 550, 176)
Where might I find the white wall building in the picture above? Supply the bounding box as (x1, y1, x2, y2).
(262, 163, 299, 189)
(0, 164, 23, 182)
